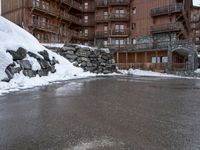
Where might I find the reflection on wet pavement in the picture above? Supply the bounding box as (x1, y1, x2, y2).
(0, 76, 200, 150)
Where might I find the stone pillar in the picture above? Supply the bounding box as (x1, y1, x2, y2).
(167, 50, 173, 71)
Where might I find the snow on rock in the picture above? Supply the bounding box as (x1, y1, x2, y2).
(0, 16, 94, 95)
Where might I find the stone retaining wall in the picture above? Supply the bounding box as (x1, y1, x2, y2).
(46, 44, 117, 74)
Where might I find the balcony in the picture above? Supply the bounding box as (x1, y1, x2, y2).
(109, 0, 130, 6)
(95, 15, 109, 23)
(69, 30, 87, 40)
(95, 31, 110, 38)
(61, 0, 82, 11)
(61, 14, 82, 25)
(83, 6, 95, 12)
(150, 3, 183, 17)
(96, 1, 109, 7)
(29, 20, 58, 33)
(150, 22, 184, 33)
(29, 1, 58, 16)
(110, 13, 129, 21)
(111, 29, 129, 37)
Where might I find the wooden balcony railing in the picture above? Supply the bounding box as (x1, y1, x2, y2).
(83, 6, 95, 12)
(109, 0, 130, 5)
(95, 15, 109, 23)
(61, 0, 82, 11)
(61, 14, 82, 25)
(150, 22, 184, 33)
(95, 31, 110, 38)
(29, 1, 59, 16)
(150, 3, 183, 16)
(110, 13, 129, 21)
(111, 29, 129, 37)
(29, 20, 58, 33)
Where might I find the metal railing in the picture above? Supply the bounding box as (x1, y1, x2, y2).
(150, 3, 183, 16)
(82, 20, 95, 26)
(96, 1, 109, 7)
(29, 1, 59, 16)
(106, 40, 194, 52)
(150, 22, 184, 33)
(109, 0, 130, 5)
(60, 13, 82, 25)
(111, 29, 129, 36)
(109, 13, 129, 21)
(95, 15, 109, 22)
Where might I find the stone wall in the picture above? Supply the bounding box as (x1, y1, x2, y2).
(46, 44, 117, 74)
(2, 47, 58, 82)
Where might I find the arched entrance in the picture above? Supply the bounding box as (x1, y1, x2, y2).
(171, 48, 191, 71)
(168, 45, 198, 71)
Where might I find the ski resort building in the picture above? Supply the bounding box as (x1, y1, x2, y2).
(1, 0, 199, 71)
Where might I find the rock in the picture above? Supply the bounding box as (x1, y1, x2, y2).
(81, 62, 87, 67)
(18, 60, 32, 70)
(50, 57, 59, 65)
(37, 58, 50, 69)
(28, 51, 42, 59)
(7, 47, 27, 61)
(39, 50, 50, 62)
(65, 54, 77, 61)
(23, 70, 37, 77)
(50, 66, 56, 73)
(62, 46, 76, 52)
(38, 69, 49, 77)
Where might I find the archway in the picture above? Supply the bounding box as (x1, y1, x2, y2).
(171, 47, 196, 71)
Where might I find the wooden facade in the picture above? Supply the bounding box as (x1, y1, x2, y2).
(2, 0, 85, 43)
(2, 0, 198, 71)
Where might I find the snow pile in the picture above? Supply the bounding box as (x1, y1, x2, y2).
(195, 69, 200, 74)
(0, 16, 94, 95)
(121, 69, 178, 78)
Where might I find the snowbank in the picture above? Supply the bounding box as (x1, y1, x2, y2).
(0, 16, 94, 95)
(121, 69, 178, 78)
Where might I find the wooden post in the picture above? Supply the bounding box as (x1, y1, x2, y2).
(145, 52, 147, 63)
(126, 52, 128, 69)
(116, 52, 119, 64)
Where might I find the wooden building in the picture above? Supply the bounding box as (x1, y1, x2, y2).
(1, 0, 86, 43)
(2, 0, 199, 71)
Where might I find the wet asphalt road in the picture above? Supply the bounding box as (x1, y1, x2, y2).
(0, 76, 200, 150)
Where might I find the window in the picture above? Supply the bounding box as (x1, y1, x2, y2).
(103, 11, 108, 19)
(104, 40, 108, 46)
(84, 2, 88, 10)
(132, 23, 136, 30)
(132, 7, 136, 15)
(104, 26, 108, 33)
(115, 24, 124, 32)
(84, 29, 88, 36)
(132, 38, 136, 45)
(151, 57, 157, 63)
(115, 9, 125, 17)
(84, 16, 88, 23)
